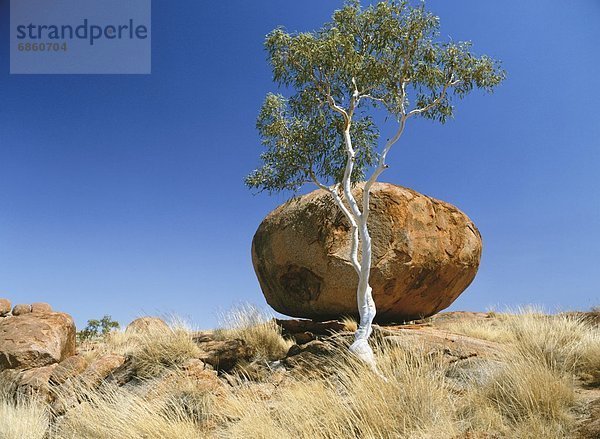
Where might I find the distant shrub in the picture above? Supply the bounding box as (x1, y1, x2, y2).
(78, 315, 120, 341)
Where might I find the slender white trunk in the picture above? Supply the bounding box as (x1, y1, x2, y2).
(348, 206, 377, 367)
(319, 81, 439, 370)
(338, 128, 378, 367)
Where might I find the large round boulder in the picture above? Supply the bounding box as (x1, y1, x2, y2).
(252, 182, 482, 323)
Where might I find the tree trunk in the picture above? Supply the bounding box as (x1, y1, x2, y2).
(349, 214, 377, 367)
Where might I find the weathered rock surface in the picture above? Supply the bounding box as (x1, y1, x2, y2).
(0, 312, 76, 370)
(31, 302, 53, 313)
(252, 182, 482, 322)
(12, 303, 32, 316)
(50, 355, 89, 385)
(283, 340, 340, 375)
(276, 319, 347, 336)
(79, 354, 126, 387)
(0, 298, 11, 316)
(193, 332, 254, 371)
(16, 363, 58, 400)
(125, 316, 169, 334)
(377, 325, 506, 362)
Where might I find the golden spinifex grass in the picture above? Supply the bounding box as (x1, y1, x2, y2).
(443, 306, 600, 385)
(1, 308, 597, 439)
(214, 304, 293, 361)
(218, 343, 458, 439)
(0, 395, 48, 439)
(52, 381, 205, 439)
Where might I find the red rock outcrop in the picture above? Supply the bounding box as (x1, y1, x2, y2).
(252, 182, 482, 322)
(0, 312, 76, 370)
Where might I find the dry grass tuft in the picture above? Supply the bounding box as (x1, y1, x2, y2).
(80, 318, 202, 379)
(0, 395, 48, 439)
(340, 315, 358, 332)
(215, 304, 292, 361)
(444, 306, 600, 385)
(128, 322, 201, 379)
(218, 343, 457, 439)
(461, 358, 575, 438)
(1, 308, 595, 438)
(52, 380, 204, 439)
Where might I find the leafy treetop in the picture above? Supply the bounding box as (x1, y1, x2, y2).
(246, 0, 505, 194)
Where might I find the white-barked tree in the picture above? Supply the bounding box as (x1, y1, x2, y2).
(246, 0, 505, 367)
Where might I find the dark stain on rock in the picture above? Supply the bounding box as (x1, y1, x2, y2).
(279, 265, 323, 303)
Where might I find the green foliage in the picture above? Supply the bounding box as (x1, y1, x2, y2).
(246, 0, 505, 193)
(78, 315, 120, 341)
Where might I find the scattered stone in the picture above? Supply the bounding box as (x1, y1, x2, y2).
(276, 319, 347, 336)
(180, 359, 224, 393)
(193, 334, 253, 371)
(0, 298, 11, 316)
(12, 304, 32, 316)
(293, 331, 316, 345)
(283, 340, 340, 374)
(31, 302, 53, 313)
(16, 363, 58, 401)
(79, 354, 126, 387)
(379, 326, 506, 362)
(104, 358, 137, 386)
(252, 182, 482, 322)
(0, 312, 76, 370)
(125, 316, 169, 334)
(50, 355, 89, 385)
(577, 397, 600, 439)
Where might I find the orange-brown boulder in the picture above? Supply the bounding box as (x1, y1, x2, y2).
(0, 312, 76, 370)
(125, 316, 169, 334)
(15, 364, 58, 400)
(79, 354, 126, 387)
(31, 302, 52, 313)
(0, 298, 11, 316)
(12, 304, 32, 316)
(50, 355, 89, 385)
(252, 182, 482, 323)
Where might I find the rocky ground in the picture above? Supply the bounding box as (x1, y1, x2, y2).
(0, 298, 599, 438)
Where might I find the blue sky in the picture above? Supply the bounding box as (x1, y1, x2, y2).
(0, 1, 598, 329)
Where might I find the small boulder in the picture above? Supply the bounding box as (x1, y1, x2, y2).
(283, 340, 339, 374)
(125, 317, 169, 334)
(276, 319, 346, 336)
(31, 302, 53, 313)
(0, 312, 76, 370)
(193, 333, 253, 371)
(50, 355, 89, 385)
(16, 364, 59, 400)
(79, 354, 126, 387)
(180, 359, 223, 393)
(0, 298, 11, 316)
(12, 304, 32, 316)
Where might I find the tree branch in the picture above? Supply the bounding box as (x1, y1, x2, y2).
(406, 77, 457, 118)
(309, 170, 361, 274)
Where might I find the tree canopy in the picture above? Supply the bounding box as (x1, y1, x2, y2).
(245, 0, 505, 194)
